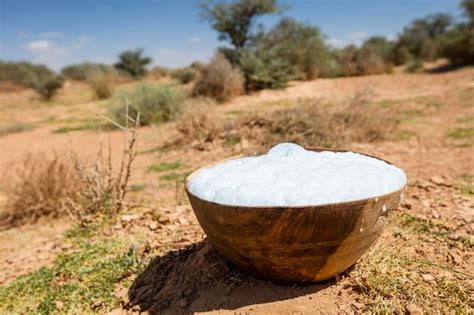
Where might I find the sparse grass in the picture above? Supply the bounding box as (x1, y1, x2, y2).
(448, 127, 474, 140)
(147, 161, 182, 173)
(0, 122, 35, 136)
(224, 134, 241, 146)
(458, 174, 474, 197)
(159, 171, 190, 183)
(130, 184, 146, 192)
(458, 87, 473, 105)
(456, 116, 474, 124)
(397, 213, 470, 245)
(51, 119, 109, 134)
(396, 130, 416, 141)
(400, 109, 427, 125)
(351, 247, 471, 313)
(0, 233, 145, 313)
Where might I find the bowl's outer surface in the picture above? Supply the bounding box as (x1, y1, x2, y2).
(185, 148, 405, 283)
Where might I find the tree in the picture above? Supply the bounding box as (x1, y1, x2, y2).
(114, 48, 152, 79)
(199, 0, 284, 55)
(441, 0, 474, 64)
(257, 17, 331, 80)
(462, 0, 474, 23)
(393, 13, 452, 63)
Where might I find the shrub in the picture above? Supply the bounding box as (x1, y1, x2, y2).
(0, 152, 80, 229)
(257, 17, 332, 80)
(189, 61, 206, 72)
(441, 1, 474, 64)
(31, 75, 64, 100)
(109, 84, 185, 125)
(392, 13, 452, 63)
(0, 115, 139, 229)
(61, 62, 114, 81)
(150, 66, 171, 79)
(239, 90, 395, 148)
(87, 74, 114, 100)
(192, 53, 244, 102)
(114, 48, 152, 79)
(0, 61, 55, 90)
(175, 98, 221, 145)
(172, 68, 197, 84)
(404, 59, 424, 73)
(239, 46, 299, 90)
(337, 43, 392, 77)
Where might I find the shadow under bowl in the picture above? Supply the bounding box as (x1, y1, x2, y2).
(185, 148, 405, 283)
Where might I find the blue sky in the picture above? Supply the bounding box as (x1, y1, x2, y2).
(0, 0, 463, 71)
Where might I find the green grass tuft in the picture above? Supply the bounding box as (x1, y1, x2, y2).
(147, 161, 182, 173)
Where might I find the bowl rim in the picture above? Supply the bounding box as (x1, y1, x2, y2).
(185, 147, 407, 209)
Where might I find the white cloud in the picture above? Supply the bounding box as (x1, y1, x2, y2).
(327, 37, 344, 49)
(25, 40, 68, 71)
(26, 40, 54, 52)
(72, 35, 91, 49)
(190, 36, 201, 44)
(327, 31, 369, 48)
(40, 32, 64, 39)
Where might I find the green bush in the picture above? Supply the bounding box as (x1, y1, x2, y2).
(239, 45, 299, 90)
(61, 62, 115, 81)
(31, 75, 64, 100)
(0, 61, 55, 89)
(441, 0, 474, 64)
(192, 53, 244, 102)
(114, 48, 152, 79)
(392, 13, 452, 63)
(257, 18, 332, 80)
(87, 74, 114, 100)
(172, 68, 197, 84)
(337, 42, 392, 77)
(404, 59, 424, 73)
(109, 84, 185, 125)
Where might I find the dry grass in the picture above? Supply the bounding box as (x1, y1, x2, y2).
(174, 90, 396, 151)
(0, 105, 140, 229)
(192, 53, 244, 102)
(87, 74, 114, 100)
(0, 152, 80, 229)
(174, 98, 222, 147)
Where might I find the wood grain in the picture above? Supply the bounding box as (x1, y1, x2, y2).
(185, 149, 405, 283)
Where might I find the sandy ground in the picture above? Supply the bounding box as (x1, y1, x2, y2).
(0, 66, 473, 313)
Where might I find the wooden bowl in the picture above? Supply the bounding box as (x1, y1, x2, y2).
(185, 149, 405, 283)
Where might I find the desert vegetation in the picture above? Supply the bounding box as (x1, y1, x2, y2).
(0, 0, 473, 314)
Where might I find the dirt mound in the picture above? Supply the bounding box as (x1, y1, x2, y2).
(127, 240, 334, 314)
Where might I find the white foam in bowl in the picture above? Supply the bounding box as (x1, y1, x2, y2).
(187, 143, 407, 207)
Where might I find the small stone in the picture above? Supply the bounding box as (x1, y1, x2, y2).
(158, 214, 170, 224)
(114, 224, 123, 230)
(148, 221, 159, 231)
(406, 303, 423, 315)
(421, 274, 435, 282)
(421, 200, 431, 208)
(430, 176, 446, 186)
(351, 301, 364, 310)
(121, 214, 141, 222)
(114, 285, 129, 304)
(431, 209, 441, 219)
